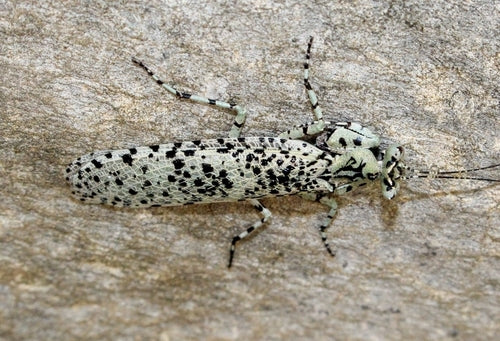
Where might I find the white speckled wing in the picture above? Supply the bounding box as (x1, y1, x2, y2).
(66, 137, 335, 207)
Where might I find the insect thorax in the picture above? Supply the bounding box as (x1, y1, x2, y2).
(315, 122, 381, 154)
(312, 122, 406, 199)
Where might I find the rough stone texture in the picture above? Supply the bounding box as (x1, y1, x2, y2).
(1, 1, 499, 340)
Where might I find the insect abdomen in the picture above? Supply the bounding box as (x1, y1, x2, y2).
(66, 137, 334, 207)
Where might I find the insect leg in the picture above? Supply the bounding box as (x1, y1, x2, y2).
(299, 192, 337, 257)
(304, 36, 324, 122)
(228, 199, 272, 267)
(278, 36, 328, 140)
(132, 58, 246, 138)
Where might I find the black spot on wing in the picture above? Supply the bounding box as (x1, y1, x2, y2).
(91, 159, 103, 168)
(173, 159, 185, 170)
(122, 154, 133, 166)
(202, 163, 214, 174)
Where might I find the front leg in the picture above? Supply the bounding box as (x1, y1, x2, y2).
(278, 36, 329, 140)
(304, 36, 325, 123)
(299, 192, 338, 257)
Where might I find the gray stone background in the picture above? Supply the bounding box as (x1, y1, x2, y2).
(1, 1, 499, 340)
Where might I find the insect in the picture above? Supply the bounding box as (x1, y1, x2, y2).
(66, 37, 499, 267)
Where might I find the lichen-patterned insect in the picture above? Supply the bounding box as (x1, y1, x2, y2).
(66, 37, 499, 267)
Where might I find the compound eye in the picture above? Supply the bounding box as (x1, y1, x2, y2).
(381, 144, 405, 199)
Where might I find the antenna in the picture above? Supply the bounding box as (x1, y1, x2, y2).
(405, 164, 500, 182)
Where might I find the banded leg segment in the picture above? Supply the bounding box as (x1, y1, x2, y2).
(279, 36, 328, 140)
(132, 57, 246, 138)
(300, 192, 338, 257)
(304, 36, 324, 122)
(229, 199, 272, 267)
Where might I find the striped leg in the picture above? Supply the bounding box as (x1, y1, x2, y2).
(300, 193, 337, 257)
(304, 36, 324, 122)
(132, 57, 246, 138)
(279, 36, 328, 140)
(229, 199, 272, 267)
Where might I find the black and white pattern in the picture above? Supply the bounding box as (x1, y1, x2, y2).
(66, 37, 499, 267)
